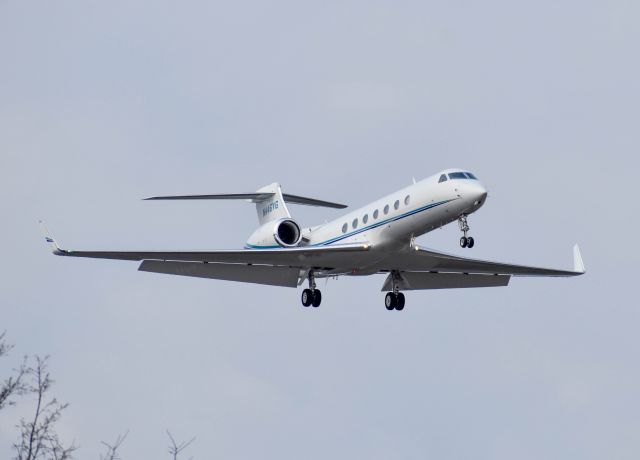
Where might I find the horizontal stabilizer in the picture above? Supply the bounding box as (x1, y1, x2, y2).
(281, 194, 347, 209)
(144, 193, 274, 202)
(144, 191, 347, 209)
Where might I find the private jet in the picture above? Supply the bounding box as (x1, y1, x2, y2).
(41, 169, 585, 310)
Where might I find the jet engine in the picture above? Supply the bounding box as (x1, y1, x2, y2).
(246, 218, 302, 248)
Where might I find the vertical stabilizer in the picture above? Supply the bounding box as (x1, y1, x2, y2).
(255, 183, 292, 225)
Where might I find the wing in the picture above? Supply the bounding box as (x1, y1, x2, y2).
(379, 244, 585, 291)
(40, 223, 370, 287)
(47, 242, 369, 266)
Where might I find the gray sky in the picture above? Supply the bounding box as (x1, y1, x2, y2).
(1, 0, 639, 458)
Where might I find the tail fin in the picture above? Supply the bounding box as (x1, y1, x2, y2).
(254, 183, 292, 224)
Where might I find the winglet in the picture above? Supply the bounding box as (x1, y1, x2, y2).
(38, 221, 66, 256)
(573, 244, 585, 274)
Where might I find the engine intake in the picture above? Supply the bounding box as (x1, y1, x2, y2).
(274, 219, 301, 247)
(246, 218, 303, 249)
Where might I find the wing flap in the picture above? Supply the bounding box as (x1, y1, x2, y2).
(139, 261, 300, 287)
(381, 272, 510, 291)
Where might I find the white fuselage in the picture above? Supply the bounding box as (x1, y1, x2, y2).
(307, 169, 487, 252)
(43, 166, 581, 307)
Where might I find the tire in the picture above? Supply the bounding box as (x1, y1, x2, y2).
(311, 289, 322, 307)
(396, 293, 405, 311)
(385, 292, 397, 310)
(301, 289, 312, 307)
(460, 236, 468, 248)
(467, 237, 475, 248)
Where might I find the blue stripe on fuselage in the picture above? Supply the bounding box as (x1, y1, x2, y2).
(245, 198, 455, 249)
(311, 198, 454, 246)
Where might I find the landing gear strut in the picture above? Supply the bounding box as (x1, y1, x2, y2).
(458, 214, 475, 248)
(301, 271, 322, 308)
(384, 270, 405, 311)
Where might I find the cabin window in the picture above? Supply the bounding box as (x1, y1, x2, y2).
(439, 174, 448, 183)
(394, 200, 400, 210)
(342, 223, 348, 233)
(352, 218, 358, 229)
(373, 209, 379, 219)
(384, 204, 389, 215)
(404, 195, 410, 205)
(363, 214, 368, 224)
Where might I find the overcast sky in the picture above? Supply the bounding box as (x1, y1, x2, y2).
(1, 1, 639, 458)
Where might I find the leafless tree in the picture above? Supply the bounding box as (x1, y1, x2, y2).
(13, 355, 77, 460)
(99, 431, 129, 460)
(166, 430, 195, 460)
(0, 331, 11, 357)
(0, 331, 29, 411)
(4, 332, 197, 459)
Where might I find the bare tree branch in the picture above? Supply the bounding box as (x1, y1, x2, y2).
(99, 431, 129, 460)
(166, 430, 195, 460)
(1, 331, 29, 411)
(13, 355, 77, 460)
(0, 331, 12, 357)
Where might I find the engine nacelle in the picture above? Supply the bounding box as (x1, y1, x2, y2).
(246, 218, 302, 248)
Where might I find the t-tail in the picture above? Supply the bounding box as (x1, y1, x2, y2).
(144, 183, 347, 225)
(143, 183, 348, 249)
(254, 183, 292, 225)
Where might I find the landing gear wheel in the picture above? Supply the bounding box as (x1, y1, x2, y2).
(458, 215, 475, 249)
(301, 289, 312, 307)
(385, 292, 397, 310)
(311, 289, 322, 308)
(396, 293, 405, 311)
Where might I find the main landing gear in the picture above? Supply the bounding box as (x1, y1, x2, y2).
(385, 292, 405, 311)
(301, 271, 322, 308)
(458, 214, 475, 249)
(384, 270, 405, 311)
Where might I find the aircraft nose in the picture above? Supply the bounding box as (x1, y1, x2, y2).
(466, 182, 488, 207)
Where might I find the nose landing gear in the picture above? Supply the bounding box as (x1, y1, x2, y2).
(460, 236, 474, 248)
(458, 215, 475, 248)
(301, 271, 322, 308)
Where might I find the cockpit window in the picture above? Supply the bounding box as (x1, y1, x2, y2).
(438, 174, 448, 183)
(448, 172, 468, 180)
(464, 172, 478, 179)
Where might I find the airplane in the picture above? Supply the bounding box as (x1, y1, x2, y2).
(41, 169, 585, 311)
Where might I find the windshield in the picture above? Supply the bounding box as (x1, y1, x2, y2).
(448, 172, 478, 180)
